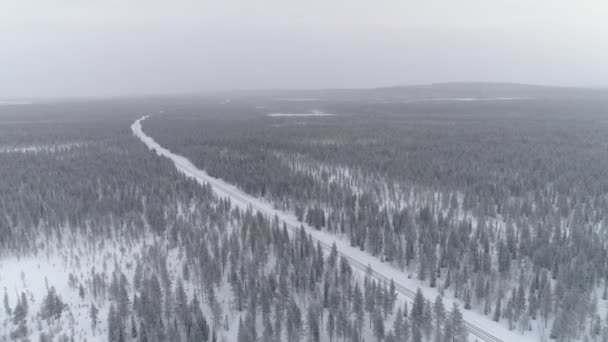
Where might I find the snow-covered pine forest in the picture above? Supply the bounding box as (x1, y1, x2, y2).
(142, 86, 608, 342)
(1, 84, 608, 342)
(0, 99, 467, 342)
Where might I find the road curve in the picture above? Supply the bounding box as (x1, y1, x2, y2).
(132, 115, 521, 342)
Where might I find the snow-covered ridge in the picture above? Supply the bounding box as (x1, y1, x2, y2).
(133, 115, 533, 342)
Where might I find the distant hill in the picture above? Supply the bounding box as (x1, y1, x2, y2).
(199, 82, 608, 104)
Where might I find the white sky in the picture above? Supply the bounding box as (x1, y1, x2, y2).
(1, 0, 607, 98)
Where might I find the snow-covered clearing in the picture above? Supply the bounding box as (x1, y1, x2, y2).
(0, 223, 241, 341)
(274, 98, 319, 102)
(0, 142, 86, 154)
(427, 97, 529, 101)
(0, 235, 140, 341)
(133, 115, 538, 342)
(267, 111, 334, 117)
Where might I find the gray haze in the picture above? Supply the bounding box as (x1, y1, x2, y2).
(1, 0, 607, 98)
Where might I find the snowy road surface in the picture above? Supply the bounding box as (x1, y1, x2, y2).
(132, 115, 537, 342)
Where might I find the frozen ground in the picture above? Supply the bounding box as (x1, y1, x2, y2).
(134, 115, 539, 342)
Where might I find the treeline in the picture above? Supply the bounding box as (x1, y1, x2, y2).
(0, 128, 213, 255)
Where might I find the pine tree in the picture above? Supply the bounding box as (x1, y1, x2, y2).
(353, 282, 364, 329)
(175, 280, 188, 324)
(550, 311, 565, 340)
(90, 303, 99, 331)
(118, 323, 126, 342)
(192, 294, 209, 341)
(603, 313, 608, 342)
(403, 314, 410, 342)
(117, 275, 130, 319)
(430, 262, 437, 288)
(287, 300, 302, 342)
(108, 305, 118, 342)
(3, 289, 11, 315)
(411, 288, 425, 326)
(39, 286, 65, 322)
(411, 323, 422, 342)
(138, 321, 148, 342)
(493, 296, 501, 322)
(307, 304, 320, 342)
(422, 300, 433, 340)
(373, 308, 385, 342)
(464, 288, 472, 310)
(275, 301, 284, 342)
(79, 284, 86, 300)
(484, 296, 492, 316)
(450, 303, 468, 342)
(12, 292, 28, 324)
(263, 317, 274, 342)
(434, 295, 446, 326)
(540, 282, 552, 327)
(131, 315, 138, 339)
(327, 313, 335, 342)
(238, 318, 247, 342)
(444, 310, 454, 342)
(516, 282, 526, 321)
(392, 307, 405, 340)
(387, 280, 397, 316)
(505, 299, 515, 330)
(365, 279, 376, 326)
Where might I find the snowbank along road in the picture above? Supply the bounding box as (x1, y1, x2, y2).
(133, 115, 534, 342)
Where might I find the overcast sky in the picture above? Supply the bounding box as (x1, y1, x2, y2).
(1, 0, 607, 98)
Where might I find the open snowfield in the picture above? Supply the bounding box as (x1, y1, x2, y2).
(0, 142, 86, 154)
(0, 229, 241, 341)
(133, 115, 539, 342)
(427, 97, 529, 101)
(0, 237, 134, 341)
(267, 111, 335, 117)
(0, 255, 102, 341)
(274, 98, 319, 102)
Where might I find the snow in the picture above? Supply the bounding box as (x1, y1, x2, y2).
(133, 115, 539, 342)
(427, 97, 529, 101)
(0, 142, 86, 154)
(0, 224, 236, 341)
(267, 110, 334, 117)
(274, 98, 319, 102)
(0, 255, 97, 340)
(0, 237, 135, 341)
